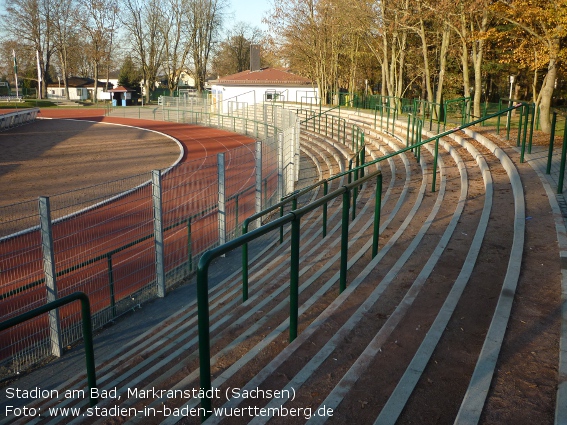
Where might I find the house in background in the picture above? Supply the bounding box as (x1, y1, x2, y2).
(210, 46, 318, 113)
(47, 77, 114, 101)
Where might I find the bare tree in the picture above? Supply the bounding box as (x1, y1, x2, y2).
(211, 22, 263, 77)
(80, 0, 118, 103)
(188, 0, 227, 92)
(122, 0, 165, 102)
(161, 0, 192, 94)
(2, 0, 56, 98)
(51, 0, 79, 99)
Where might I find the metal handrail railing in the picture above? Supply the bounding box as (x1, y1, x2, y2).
(196, 169, 382, 419)
(0, 292, 98, 406)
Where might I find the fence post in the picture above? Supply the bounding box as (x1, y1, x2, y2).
(255, 141, 263, 224)
(432, 137, 439, 193)
(528, 103, 536, 154)
(277, 131, 284, 200)
(218, 153, 226, 247)
(372, 173, 382, 258)
(547, 112, 557, 175)
(340, 189, 350, 293)
(295, 120, 301, 182)
(39, 196, 62, 358)
(107, 254, 116, 317)
(558, 125, 567, 194)
(152, 170, 166, 297)
(289, 216, 300, 342)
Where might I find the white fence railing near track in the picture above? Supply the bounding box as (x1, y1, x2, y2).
(0, 103, 299, 376)
(0, 108, 39, 131)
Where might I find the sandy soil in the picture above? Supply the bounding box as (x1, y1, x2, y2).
(0, 118, 181, 207)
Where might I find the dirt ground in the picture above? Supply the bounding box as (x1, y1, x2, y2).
(0, 119, 181, 208)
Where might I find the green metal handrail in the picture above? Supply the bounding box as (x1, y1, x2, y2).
(196, 169, 382, 420)
(192, 97, 535, 422)
(297, 107, 365, 153)
(546, 109, 567, 194)
(0, 292, 98, 406)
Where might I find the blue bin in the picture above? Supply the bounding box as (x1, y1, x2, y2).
(112, 99, 117, 106)
(121, 99, 127, 107)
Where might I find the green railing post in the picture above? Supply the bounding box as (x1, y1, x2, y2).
(432, 136, 440, 193)
(528, 103, 536, 154)
(497, 98, 502, 134)
(372, 173, 382, 258)
(289, 215, 300, 342)
(411, 114, 417, 151)
(264, 178, 268, 211)
(196, 255, 212, 420)
(0, 292, 97, 407)
(506, 104, 512, 141)
(360, 145, 365, 179)
(416, 120, 422, 163)
(351, 125, 355, 151)
(443, 100, 448, 131)
(520, 104, 529, 162)
(547, 112, 558, 174)
(279, 205, 285, 244)
(331, 116, 334, 139)
(234, 195, 239, 238)
(374, 107, 377, 129)
(107, 254, 116, 317)
(516, 105, 524, 148)
(558, 122, 567, 194)
(340, 189, 350, 293)
(352, 166, 359, 221)
(406, 114, 411, 147)
(323, 180, 328, 238)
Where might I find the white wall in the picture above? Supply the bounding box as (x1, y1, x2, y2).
(210, 84, 318, 114)
(47, 87, 87, 100)
(47, 87, 113, 101)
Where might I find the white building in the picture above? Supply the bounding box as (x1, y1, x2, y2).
(210, 67, 318, 114)
(47, 77, 114, 101)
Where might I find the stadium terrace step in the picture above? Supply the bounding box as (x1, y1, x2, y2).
(4, 106, 561, 424)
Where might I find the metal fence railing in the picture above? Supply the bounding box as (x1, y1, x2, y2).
(194, 101, 536, 420)
(0, 108, 39, 131)
(0, 103, 299, 376)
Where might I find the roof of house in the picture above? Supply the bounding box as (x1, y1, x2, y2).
(48, 77, 113, 88)
(107, 85, 133, 92)
(212, 67, 314, 86)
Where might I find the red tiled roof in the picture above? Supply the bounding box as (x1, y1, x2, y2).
(107, 85, 133, 92)
(213, 67, 314, 86)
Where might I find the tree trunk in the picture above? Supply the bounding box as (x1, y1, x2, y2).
(460, 13, 470, 101)
(382, 36, 389, 97)
(435, 24, 451, 116)
(419, 17, 434, 103)
(93, 60, 98, 104)
(539, 40, 559, 133)
(472, 10, 487, 119)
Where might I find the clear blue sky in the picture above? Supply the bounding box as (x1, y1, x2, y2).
(227, 0, 270, 32)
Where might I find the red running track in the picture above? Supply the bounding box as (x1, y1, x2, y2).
(0, 108, 261, 362)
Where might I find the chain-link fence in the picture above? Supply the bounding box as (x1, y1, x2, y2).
(0, 102, 299, 375)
